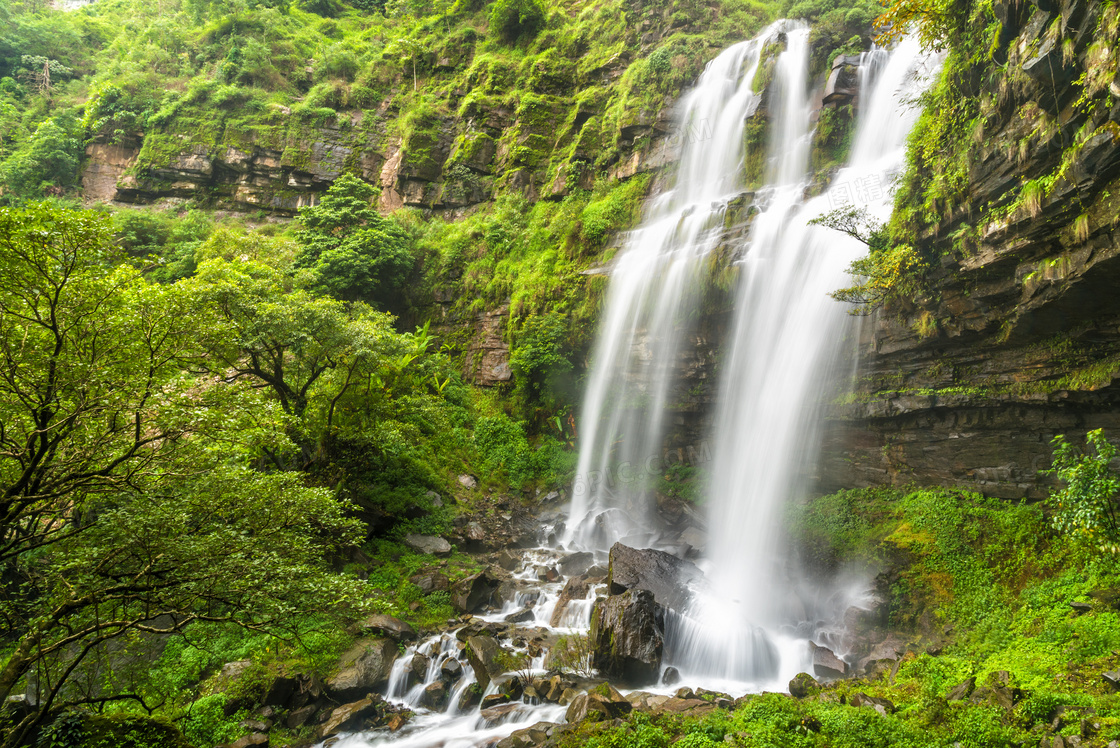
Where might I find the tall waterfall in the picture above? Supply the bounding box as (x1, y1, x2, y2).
(564, 20, 805, 551)
(567, 27, 939, 686)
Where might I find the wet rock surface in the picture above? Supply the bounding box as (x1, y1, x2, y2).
(589, 589, 665, 685)
(606, 542, 702, 612)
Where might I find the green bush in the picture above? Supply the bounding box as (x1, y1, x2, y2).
(488, 0, 546, 44)
(1045, 429, 1120, 558)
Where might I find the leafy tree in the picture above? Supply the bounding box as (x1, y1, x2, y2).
(184, 257, 405, 456)
(0, 204, 366, 746)
(1046, 430, 1120, 558)
(294, 174, 414, 311)
(488, 0, 546, 44)
(811, 206, 926, 315)
(509, 312, 573, 417)
(0, 110, 82, 201)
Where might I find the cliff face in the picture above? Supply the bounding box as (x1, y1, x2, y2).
(819, 0, 1120, 499)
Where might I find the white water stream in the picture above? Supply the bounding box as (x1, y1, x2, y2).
(320, 30, 939, 748)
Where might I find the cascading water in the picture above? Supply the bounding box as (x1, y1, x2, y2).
(319, 29, 940, 748)
(563, 20, 802, 552)
(663, 36, 941, 687)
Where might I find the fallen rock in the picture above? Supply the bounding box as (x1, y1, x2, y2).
(627, 691, 671, 712)
(223, 734, 268, 748)
(607, 542, 701, 611)
(419, 681, 449, 710)
(1105, 671, 1120, 690)
(409, 570, 450, 594)
(326, 638, 399, 699)
(947, 677, 977, 701)
(320, 697, 378, 738)
(362, 614, 417, 642)
(558, 552, 594, 577)
(505, 608, 536, 624)
(495, 721, 555, 748)
(549, 576, 590, 627)
(464, 635, 512, 689)
(440, 658, 463, 682)
(788, 672, 819, 698)
(662, 666, 681, 686)
(409, 653, 431, 688)
(404, 534, 452, 557)
(565, 685, 632, 723)
(452, 569, 501, 613)
(457, 683, 483, 711)
(458, 474, 478, 489)
(496, 549, 521, 571)
(286, 705, 317, 730)
(850, 692, 896, 715)
(809, 642, 848, 680)
(589, 589, 664, 685)
(479, 702, 522, 727)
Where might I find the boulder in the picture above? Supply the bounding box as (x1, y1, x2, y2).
(452, 569, 501, 613)
(809, 642, 848, 680)
(464, 635, 504, 689)
(504, 608, 536, 624)
(662, 666, 681, 686)
(320, 697, 380, 738)
(1103, 671, 1120, 691)
(558, 552, 594, 576)
(326, 638, 399, 699)
(404, 534, 452, 557)
(457, 683, 483, 711)
(409, 653, 431, 688)
(479, 702, 522, 727)
(589, 589, 664, 685)
(409, 570, 450, 594)
(788, 672, 819, 698)
(947, 676, 977, 701)
(564, 685, 632, 723)
(495, 721, 556, 748)
(286, 705, 317, 730)
(224, 735, 268, 748)
(419, 681, 449, 710)
(362, 614, 417, 642)
(459, 474, 478, 489)
(549, 576, 590, 627)
(496, 549, 522, 571)
(440, 658, 463, 682)
(606, 542, 701, 611)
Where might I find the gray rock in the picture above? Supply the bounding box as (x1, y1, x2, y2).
(558, 552, 594, 577)
(409, 653, 431, 688)
(565, 685, 632, 723)
(549, 576, 590, 627)
(326, 638, 399, 699)
(662, 667, 681, 686)
(607, 543, 702, 611)
(464, 635, 503, 689)
(480, 702, 522, 727)
(320, 697, 379, 738)
(504, 607, 536, 624)
(440, 658, 463, 681)
(809, 642, 848, 679)
(409, 570, 450, 594)
(286, 705, 317, 730)
(225, 735, 268, 748)
(451, 569, 501, 613)
(495, 721, 556, 748)
(458, 474, 478, 489)
(404, 534, 452, 557)
(362, 614, 417, 641)
(419, 680, 449, 710)
(589, 589, 664, 685)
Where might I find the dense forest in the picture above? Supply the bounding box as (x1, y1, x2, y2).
(2, 0, 1120, 744)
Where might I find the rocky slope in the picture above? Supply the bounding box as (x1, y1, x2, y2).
(818, 0, 1120, 499)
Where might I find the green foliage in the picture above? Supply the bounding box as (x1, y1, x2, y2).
(0, 203, 368, 747)
(0, 109, 81, 201)
(488, 0, 546, 44)
(1046, 429, 1120, 558)
(294, 173, 415, 313)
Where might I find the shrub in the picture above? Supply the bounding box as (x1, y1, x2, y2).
(488, 0, 546, 44)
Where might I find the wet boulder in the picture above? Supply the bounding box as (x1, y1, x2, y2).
(607, 542, 701, 612)
(408, 653, 431, 688)
(419, 680, 450, 710)
(549, 576, 590, 627)
(451, 569, 501, 613)
(495, 721, 556, 748)
(464, 635, 507, 689)
(440, 658, 463, 682)
(809, 642, 848, 680)
(788, 672, 819, 698)
(319, 694, 407, 738)
(589, 589, 664, 685)
(326, 638, 399, 700)
(558, 551, 594, 577)
(479, 702, 522, 727)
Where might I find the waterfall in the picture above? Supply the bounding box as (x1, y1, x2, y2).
(666, 36, 940, 685)
(564, 20, 805, 551)
(564, 24, 939, 685)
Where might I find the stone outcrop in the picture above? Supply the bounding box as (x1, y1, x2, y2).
(817, 0, 1120, 499)
(451, 569, 501, 613)
(588, 589, 664, 685)
(606, 542, 701, 612)
(325, 638, 399, 700)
